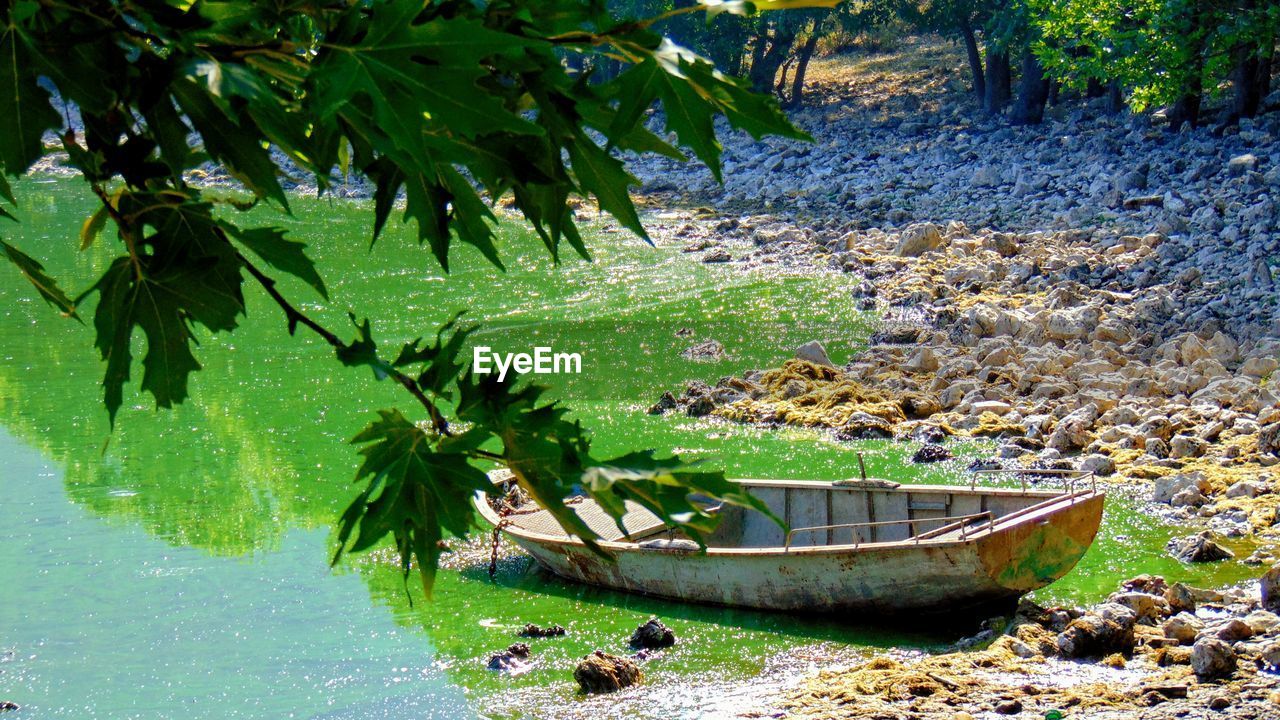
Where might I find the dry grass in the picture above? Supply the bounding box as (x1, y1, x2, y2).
(801, 36, 976, 121)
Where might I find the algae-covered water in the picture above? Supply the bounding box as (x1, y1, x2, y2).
(0, 179, 1256, 719)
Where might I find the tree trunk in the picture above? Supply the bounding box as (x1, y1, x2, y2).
(785, 32, 820, 108)
(1261, 45, 1274, 98)
(1233, 52, 1264, 119)
(726, 45, 745, 77)
(1233, 34, 1274, 119)
(983, 50, 1011, 113)
(776, 55, 794, 96)
(1167, 93, 1201, 130)
(1106, 81, 1126, 114)
(959, 17, 985, 99)
(747, 32, 769, 87)
(1010, 50, 1050, 124)
(749, 30, 796, 94)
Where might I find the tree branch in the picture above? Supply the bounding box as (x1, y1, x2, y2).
(237, 252, 453, 436)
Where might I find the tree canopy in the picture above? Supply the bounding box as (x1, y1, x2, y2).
(0, 0, 837, 593)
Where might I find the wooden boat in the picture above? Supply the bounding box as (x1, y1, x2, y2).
(475, 474, 1105, 615)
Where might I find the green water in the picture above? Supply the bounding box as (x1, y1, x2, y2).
(0, 179, 1257, 719)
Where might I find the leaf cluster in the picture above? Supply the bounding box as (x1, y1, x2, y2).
(0, 0, 819, 592)
(335, 320, 780, 595)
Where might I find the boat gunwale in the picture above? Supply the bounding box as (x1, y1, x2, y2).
(475, 480, 1105, 557)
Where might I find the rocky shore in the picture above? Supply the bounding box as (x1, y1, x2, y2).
(649, 217, 1280, 544)
(629, 43, 1280, 324)
(785, 572, 1280, 719)
(630, 39, 1280, 719)
(640, 40, 1280, 558)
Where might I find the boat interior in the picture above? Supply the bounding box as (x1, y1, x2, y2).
(502, 477, 1096, 549)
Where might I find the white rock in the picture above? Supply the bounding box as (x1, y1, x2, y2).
(971, 165, 1000, 188)
(1228, 153, 1258, 175)
(894, 223, 944, 257)
(1170, 486, 1208, 507)
(1207, 332, 1239, 364)
(1078, 453, 1116, 476)
(1263, 564, 1280, 613)
(1153, 473, 1208, 504)
(997, 443, 1025, 459)
(1225, 480, 1266, 498)
(1240, 356, 1279, 378)
(1244, 610, 1280, 634)
(1181, 334, 1210, 364)
(971, 400, 1013, 416)
(1190, 637, 1237, 679)
(794, 341, 835, 368)
(1109, 591, 1169, 623)
(1045, 308, 1099, 341)
(1262, 641, 1280, 670)
(905, 347, 940, 373)
(1169, 434, 1207, 459)
(1047, 405, 1098, 452)
(1163, 612, 1203, 644)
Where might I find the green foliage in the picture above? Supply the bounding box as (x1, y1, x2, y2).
(0, 240, 79, 319)
(1030, 0, 1279, 111)
(87, 195, 246, 425)
(0, 19, 61, 174)
(338, 407, 492, 596)
(0, 0, 823, 593)
(334, 321, 781, 595)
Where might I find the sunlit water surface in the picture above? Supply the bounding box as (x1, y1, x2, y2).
(0, 179, 1257, 718)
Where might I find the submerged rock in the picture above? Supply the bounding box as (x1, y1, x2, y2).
(681, 339, 727, 362)
(487, 643, 531, 673)
(833, 413, 894, 440)
(911, 444, 953, 463)
(1120, 574, 1169, 596)
(647, 391, 677, 415)
(685, 394, 715, 418)
(574, 651, 642, 693)
(518, 623, 566, 638)
(1167, 531, 1235, 563)
(630, 618, 676, 649)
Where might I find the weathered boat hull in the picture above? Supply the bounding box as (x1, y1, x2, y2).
(480, 482, 1105, 615)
